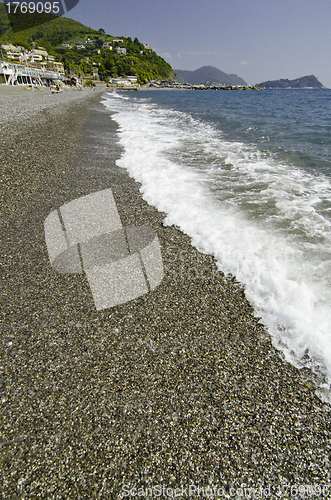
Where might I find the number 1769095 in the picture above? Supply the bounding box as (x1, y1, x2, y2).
(5, 2, 61, 14)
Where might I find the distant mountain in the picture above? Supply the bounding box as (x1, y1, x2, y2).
(256, 75, 326, 89)
(174, 66, 247, 86)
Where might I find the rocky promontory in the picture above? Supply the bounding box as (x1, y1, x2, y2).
(256, 75, 326, 89)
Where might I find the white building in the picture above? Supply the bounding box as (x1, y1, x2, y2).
(28, 49, 48, 62)
(110, 76, 139, 87)
(0, 61, 63, 87)
(1, 44, 25, 62)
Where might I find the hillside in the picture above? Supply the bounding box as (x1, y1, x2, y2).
(0, 4, 175, 83)
(174, 66, 247, 86)
(256, 75, 326, 89)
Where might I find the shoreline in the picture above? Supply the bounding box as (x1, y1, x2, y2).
(1, 90, 331, 496)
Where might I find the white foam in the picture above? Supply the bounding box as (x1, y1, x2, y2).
(102, 93, 331, 399)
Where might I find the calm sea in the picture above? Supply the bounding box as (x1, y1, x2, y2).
(102, 89, 331, 401)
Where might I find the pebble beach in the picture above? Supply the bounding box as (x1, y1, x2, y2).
(1, 87, 331, 498)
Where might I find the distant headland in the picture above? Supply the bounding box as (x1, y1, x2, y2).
(174, 66, 247, 87)
(255, 75, 327, 89)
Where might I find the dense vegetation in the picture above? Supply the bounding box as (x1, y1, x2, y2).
(0, 4, 175, 83)
(256, 75, 325, 89)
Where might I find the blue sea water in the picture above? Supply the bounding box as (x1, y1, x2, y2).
(102, 89, 331, 400)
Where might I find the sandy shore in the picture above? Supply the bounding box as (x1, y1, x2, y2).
(1, 89, 331, 498)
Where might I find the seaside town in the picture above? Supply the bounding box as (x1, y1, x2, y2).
(0, 42, 262, 91)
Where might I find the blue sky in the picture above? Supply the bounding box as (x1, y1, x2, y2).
(68, 0, 331, 87)
(5, 0, 331, 86)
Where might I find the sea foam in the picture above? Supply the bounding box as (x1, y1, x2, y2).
(102, 92, 331, 401)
